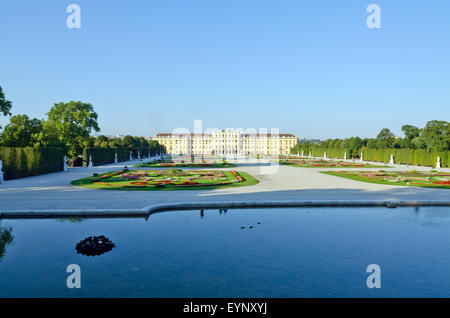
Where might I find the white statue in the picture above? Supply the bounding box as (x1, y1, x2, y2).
(63, 156, 68, 171)
(309, 151, 312, 157)
(437, 156, 441, 169)
(344, 152, 347, 160)
(138, 151, 141, 161)
(301, 150, 304, 157)
(88, 155, 93, 168)
(0, 159, 4, 184)
(324, 152, 327, 159)
(129, 151, 132, 161)
(389, 154, 394, 165)
(360, 152, 364, 162)
(114, 152, 118, 164)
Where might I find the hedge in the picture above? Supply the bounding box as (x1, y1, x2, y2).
(291, 146, 448, 168)
(361, 148, 448, 167)
(83, 146, 164, 167)
(0, 147, 65, 180)
(83, 147, 130, 167)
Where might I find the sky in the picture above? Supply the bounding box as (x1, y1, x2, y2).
(0, 0, 449, 139)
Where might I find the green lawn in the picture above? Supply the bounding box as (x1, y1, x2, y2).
(322, 170, 450, 189)
(71, 169, 258, 191)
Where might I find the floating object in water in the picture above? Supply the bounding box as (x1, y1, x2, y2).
(76, 235, 115, 256)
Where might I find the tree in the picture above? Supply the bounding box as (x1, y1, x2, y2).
(0, 226, 14, 262)
(366, 138, 379, 149)
(0, 86, 12, 117)
(348, 137, 364, 157)
(94, 135, 109, 147)
(376, 128, 396, 149)
(108, 137, 122, 148)
(401, 125, 421, 148)
(121, 135, 137, 150)
(0, 115, 43, 147)
(44, 101, 100, 157)
(420, 120, 449, 151)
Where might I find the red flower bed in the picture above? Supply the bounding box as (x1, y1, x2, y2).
(130, 181, 148, 186)
(432, 181, 450, 185)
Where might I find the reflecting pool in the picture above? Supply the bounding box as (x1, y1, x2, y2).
(1, 206, 450, 297)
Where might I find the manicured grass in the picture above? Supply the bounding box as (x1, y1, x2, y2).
(71, 169, 258, 191)
(136, 159, 236, 168)
(322, 170, 450, 189)
(280, 159, 389, 168)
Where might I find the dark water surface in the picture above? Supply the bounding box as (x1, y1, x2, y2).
(1, 206, 450, 297)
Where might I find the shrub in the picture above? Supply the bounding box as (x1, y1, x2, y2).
(83, 147, 130, 166)
(0, 147, 64, 180)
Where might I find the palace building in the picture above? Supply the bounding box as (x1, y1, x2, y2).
(154, 130, 298, 156)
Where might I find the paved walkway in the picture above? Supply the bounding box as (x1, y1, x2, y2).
(0, 156, 448, 212)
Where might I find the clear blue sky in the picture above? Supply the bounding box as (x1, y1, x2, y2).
(0, 0, 449, 139)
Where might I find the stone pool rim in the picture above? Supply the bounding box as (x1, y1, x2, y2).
(0, 200, 449, 219)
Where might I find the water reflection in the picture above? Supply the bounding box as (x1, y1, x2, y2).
(56, 218, 84, 223)
(75, 235, 115, 256)
(0, 225, 14, 262)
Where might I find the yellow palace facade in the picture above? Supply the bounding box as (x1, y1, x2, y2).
(154, 130, 298, 156)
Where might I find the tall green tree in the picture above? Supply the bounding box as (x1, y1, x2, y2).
(94, 135, 109, 147)
(401, 124, 421, 148)
(376, 128, 396, 149)
(0, 86, 12, 117)
(0, 114, 43, 147)
(420, 120, 449, 151)
(44, 101, 100, 157)
(121, 135, 137, 150)
(0, 86, 12, 130)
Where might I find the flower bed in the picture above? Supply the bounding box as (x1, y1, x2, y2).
(71, 169, 257, 191)
(322, 170, 450, 189)
(136, 160, 236, 168)
(280, 159, 389, 168)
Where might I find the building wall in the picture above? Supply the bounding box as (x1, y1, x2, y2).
(154, 131, 298, 155)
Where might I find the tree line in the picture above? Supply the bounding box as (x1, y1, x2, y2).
(0, 86, 165, 164)
(292, 121, 449, 159)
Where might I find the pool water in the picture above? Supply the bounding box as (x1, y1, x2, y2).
(1, 206, 450, 297)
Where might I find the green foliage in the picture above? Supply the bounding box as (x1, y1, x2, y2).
(376, 128, 396, 149)
(0, 86, 12, 117)
(83, 147, 129, 166)
(44, 101, 100, 157)
(290, 120, 449, 167)
(0, 226, 14, 261)
(0, 147, 65, 180)
(420, 120, 449, 152)
(0, 114, 43, 147)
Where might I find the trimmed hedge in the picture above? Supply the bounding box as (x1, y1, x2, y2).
(84, 146, 164, 167)
(83, 147, 130, 167)
(291, 146, 448, 168)
(0, 147, 65, 180)
(362, 148, 448, 167)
